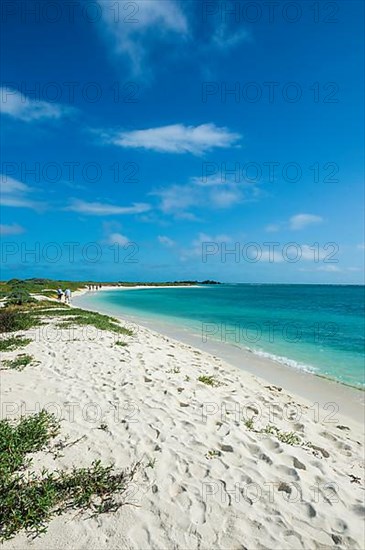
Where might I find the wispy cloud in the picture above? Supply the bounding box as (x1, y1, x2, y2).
(0, 87, 73, 122)
(0, 223, 25, 235)
(0, 176, 45, 210)
(107, 232, 130, 246)
(97, 0, 188, 77)
(180, 232, 232, 261)
(67, 199, 151, 216)
(212, 21, 251, 50)
(158, 235, 175, 247)
(152, 170, 254, 219)
(289, 214, 323, 230)
(107, 123, 241, 155)
(265, 214, 324, 232)
(97, 1, 250, 79)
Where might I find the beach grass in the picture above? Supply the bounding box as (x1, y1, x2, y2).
(1, 354, 34, 371)
(0, 336, 31, 352)
(0, 302, 132, 338)
(198, 375, 222, 387)
(0, 411, 139, 542)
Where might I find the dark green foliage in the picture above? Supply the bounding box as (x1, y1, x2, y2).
(0, 412, 138, 541)
(0, 336, 31, 352)
(1, 354, 34, 371)
(0, 308, 40, 333)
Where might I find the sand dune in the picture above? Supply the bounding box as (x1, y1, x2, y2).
(1, 315, 364, 549)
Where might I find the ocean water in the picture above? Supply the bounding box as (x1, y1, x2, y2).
(80, 284, 365, 388)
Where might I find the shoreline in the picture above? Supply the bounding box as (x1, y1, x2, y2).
(73, 289, 364, 424)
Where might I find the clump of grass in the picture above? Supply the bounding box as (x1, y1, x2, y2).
(0, 411, 139, 541)
(1, 354, 35, 371)
(0, 336, 31, 352)
(206, 449, 221, 459)
(36, 308, 132, 336)
(0, 411, 60, 479)
(244, 418, 255, 430)
(261, 424, 301, 446)
(198, 375, 221, 387)
(115, 341, 128, 347)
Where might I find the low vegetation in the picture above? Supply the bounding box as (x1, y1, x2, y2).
(0, 336, 31, 352)
(53, 309, 132, 336)
(243, 419, 302, 446)
(0, 411, 139, 542)
(1, 354, 34, 371)
(261, 424, 302, 445)
(0, 308, 40, 333)
(198, 375, 222, 387)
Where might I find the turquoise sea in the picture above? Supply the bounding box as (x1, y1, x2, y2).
(79, 284, 365, 388)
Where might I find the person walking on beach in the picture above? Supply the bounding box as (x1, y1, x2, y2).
(64, 288, 71, 304)
(57, 287, 63, 301)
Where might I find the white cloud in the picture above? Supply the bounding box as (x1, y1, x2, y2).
(108, 123, 241, 155)
(210, 188, 243, 208)
(289, 213, 323, 230)
(158, 235, 175, 247)
(0, 223, 25, 235)
(0, 176, 45, 210)
(67, 199, 151, 216)
(98, 0, 188, 77)
(152, 184, 198, 218)
(108, 232, 130, 246)
(0, 87, 73, 122)
(181, 232, 232, 261)
(152, 170, 250, 218)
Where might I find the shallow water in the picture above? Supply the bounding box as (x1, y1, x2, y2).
(77, 284, 365, 388)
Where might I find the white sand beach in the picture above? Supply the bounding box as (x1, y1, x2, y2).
(1, 299, 364, 549)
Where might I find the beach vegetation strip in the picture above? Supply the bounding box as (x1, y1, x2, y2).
(0, 411, 139, 542)
(1, 354, 35, 371)
(0, 303, 133, 338)
(0, 336, 32, 352)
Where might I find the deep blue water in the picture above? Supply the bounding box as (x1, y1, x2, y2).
(81, 284, 365, 387)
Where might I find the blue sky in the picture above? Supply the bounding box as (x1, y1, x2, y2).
(1, 0, 364, 283)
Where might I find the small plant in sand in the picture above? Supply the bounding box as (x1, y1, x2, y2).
(0, 411, 140, 542)
(198, 375, 222, 387)
(261, 424, 301, 446)
(98, 423, 109, 432)
(115, 340, 128, 347)
(168, 367, 181, 374)
(244, 417, 255, 430)
(206, 449, 221, 459)
(146, 458, 156, 469)
(0, 336, 31, 352)
(1, 354, 35, 371)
